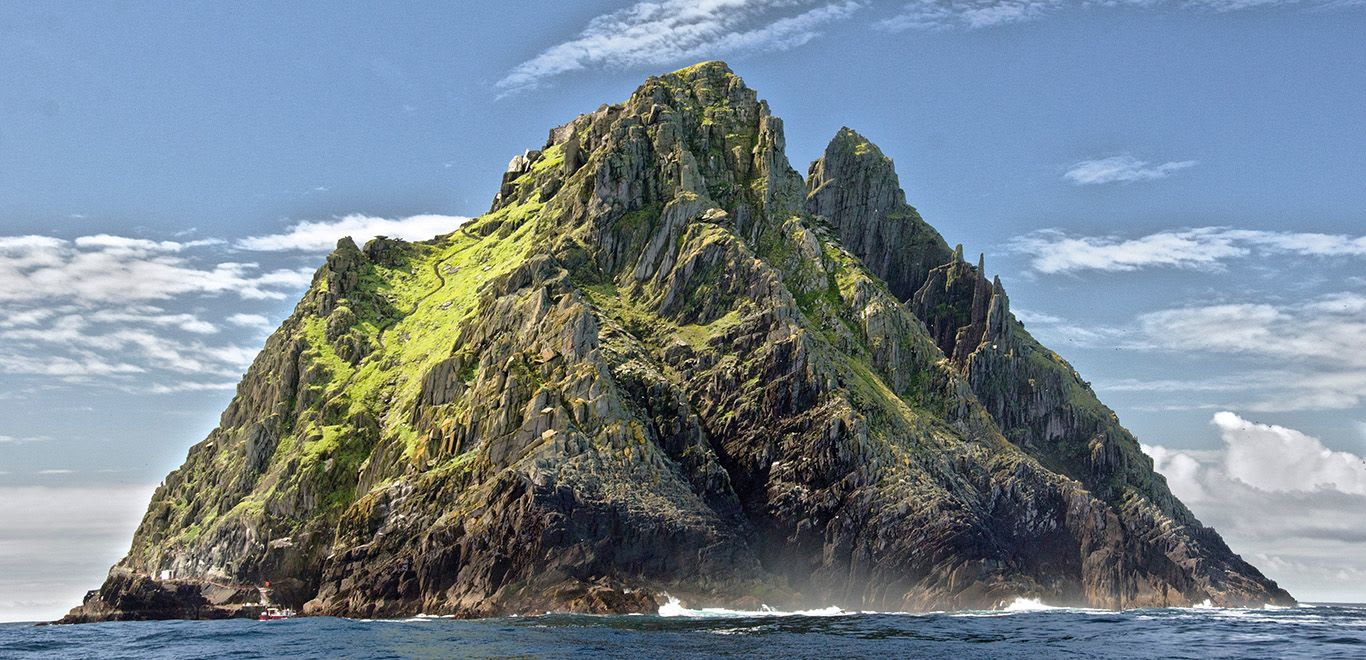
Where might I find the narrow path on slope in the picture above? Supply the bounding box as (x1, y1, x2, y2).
(318, 228, 478, 415)
(377, 255, 452, 350)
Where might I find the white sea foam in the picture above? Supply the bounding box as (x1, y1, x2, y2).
(660, 595, 1100, 619)
(1002, 597, 1065, 612)
(657, 596, 845, 618)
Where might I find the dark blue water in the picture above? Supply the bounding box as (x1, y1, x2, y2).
(3, 603, 1364, 659)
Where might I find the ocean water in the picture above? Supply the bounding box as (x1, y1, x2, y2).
(3, 599, 1364, 659)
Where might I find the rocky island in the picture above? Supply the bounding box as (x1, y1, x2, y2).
(63, 62, 1291, 622)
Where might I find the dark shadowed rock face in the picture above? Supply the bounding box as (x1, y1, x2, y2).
(62, 62, 1290, 623)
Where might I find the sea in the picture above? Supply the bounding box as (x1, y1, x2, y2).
(3, 598, 1364, 659)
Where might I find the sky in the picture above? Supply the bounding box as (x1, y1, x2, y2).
(1, 0, 1364, 621)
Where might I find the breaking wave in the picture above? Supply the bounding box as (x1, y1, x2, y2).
(658, 596, 845, 618)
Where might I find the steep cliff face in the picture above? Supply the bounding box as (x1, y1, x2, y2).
(64, 62, 1289, 622)
(805, 130, 1288, 610)
(805, 127, 953, 302)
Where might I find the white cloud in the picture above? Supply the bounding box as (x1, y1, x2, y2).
(71, 234, 221, 253)
(0, 353, 146, 378)
(1210, 411, 1366, 495)
(1137, 293, 1366, 370)
(146, 380, 239, 394)
(87, 308, 218, 335)
(237, 213, 471, 252)
(0, 435, 49, 445)
(1143, 413, 1366, 600)
(496, 0, 862, 93)
(1063, 155, 1197, 185)
(1, 314, 259, 378)
(0, 308, 58, 328)
(0, 234, 311, 303)
(0, 232, 315, 392)
(880, 0, 1061, 30)
(1010, 227, 1366, 274)
(226, 313, 272, 330)
(1026, 292, 1366, 412)
(1010, 307, 1065, 325)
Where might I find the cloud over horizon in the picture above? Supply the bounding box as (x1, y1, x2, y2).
(237, 213, 471, 252)
(1025, 291, 1366, 413)
(1143, 412, 1366, 600)
(1009, 227, 1366, 275)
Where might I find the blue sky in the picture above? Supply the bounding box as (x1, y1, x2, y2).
(2, 1, 1364, 619)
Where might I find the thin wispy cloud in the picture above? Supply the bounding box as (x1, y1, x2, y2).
(1131, 293, 1366, 411)
(1, 314, 260, 379)
(146, 380, 240, 394)
(0, 232, 311, 392)
(1137, 293, 1366, 369)
(1025, 292, 1366, 412)
(1063, 155, 1197, 185)
(0, 234, 309, 304)
(880, 0, 1060, 30)
(878, 0, 1359, 31)
(1143, 413, 1366, 599)
(225, 313, 272, 330)
(496, 0, 862, 94)
(237, 213, 471, 252)
(1009, 227, 1366, 274)
(0, 435, 50, 445)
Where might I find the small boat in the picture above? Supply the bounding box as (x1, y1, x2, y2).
(258, 607, 297, 620)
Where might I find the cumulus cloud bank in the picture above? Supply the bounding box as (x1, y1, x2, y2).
(497, 0, 862, 93)
(1206, 411, 1366, 495)
(1010, 227, 1366, 274)
(1143, 412, 1366, 600)
(237, 213, 470, 252)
